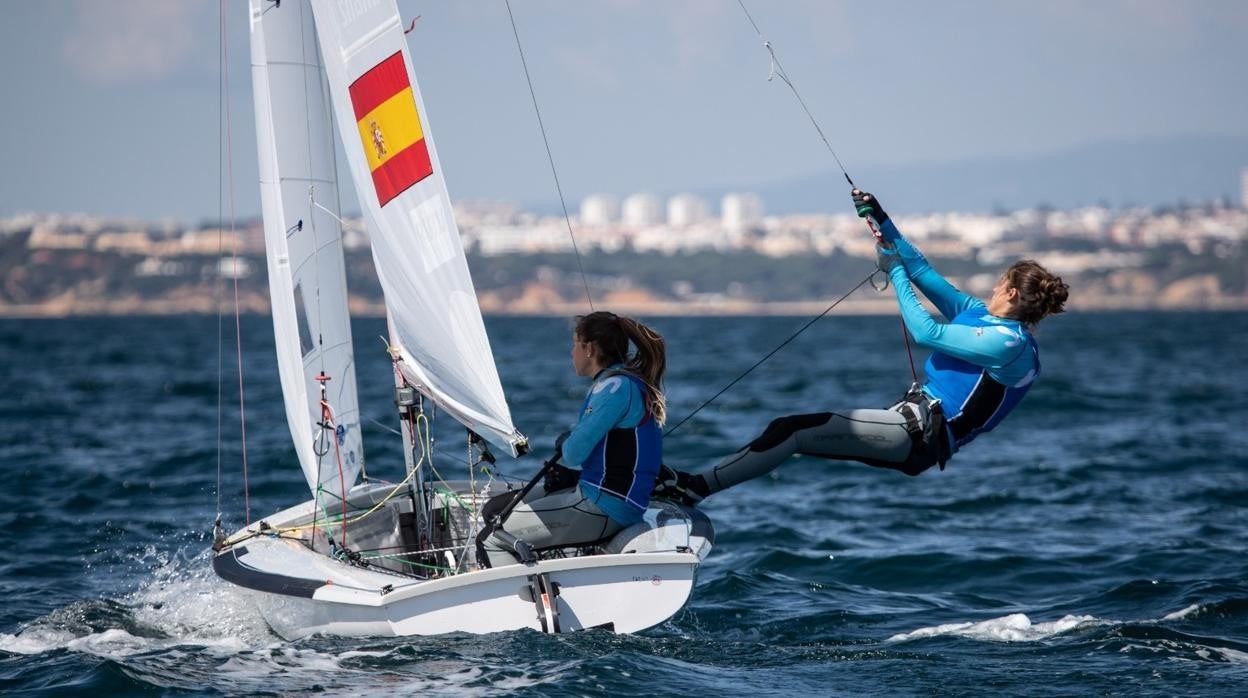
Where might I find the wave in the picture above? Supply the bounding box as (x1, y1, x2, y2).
(0, 545, 274, 658)
(886, 612, 1099, 643)
(887, 601, 1248, 666)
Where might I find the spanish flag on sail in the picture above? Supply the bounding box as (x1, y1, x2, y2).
(348, 52, 433, 207)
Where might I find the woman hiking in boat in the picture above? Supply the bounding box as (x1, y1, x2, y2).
(482, 311, 668, 568)
(654, 189, 1070, 504)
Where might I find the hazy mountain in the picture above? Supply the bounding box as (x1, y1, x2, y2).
(745, 133, 1248, 215)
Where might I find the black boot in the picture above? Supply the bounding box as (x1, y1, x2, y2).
(650, 464, 707, 506)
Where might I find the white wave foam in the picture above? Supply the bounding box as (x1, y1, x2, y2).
(211, 647, 557, 697)
(0, 627, 79, 656)
(66, 628, 166, 657)
(889, 600, 1228, 645)
(122, 547, 274, 647)
(1218, 647, 1248, 664)
(887, 613, 1099, 643)
(1161, 603, 1201, 621)
(1, 543, 566, 695)
(1, 545, 274, 659)
(0, 622, 249, 660)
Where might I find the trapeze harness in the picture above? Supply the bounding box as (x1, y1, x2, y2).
(575, 368, 662, 525)
(901, 307, 1041, 473)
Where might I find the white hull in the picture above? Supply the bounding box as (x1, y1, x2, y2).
(214, 482, 713, 639)
(226, 543, 699, 638)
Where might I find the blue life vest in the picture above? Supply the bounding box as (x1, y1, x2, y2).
(921, 308, 1040, 449)
(577, 370, 662, 523)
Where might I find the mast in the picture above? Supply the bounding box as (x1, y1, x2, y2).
(388, 312, 434, 550)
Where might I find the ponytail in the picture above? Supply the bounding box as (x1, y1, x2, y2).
(575, 311, 668, 425)
(619, 317, 667, 426)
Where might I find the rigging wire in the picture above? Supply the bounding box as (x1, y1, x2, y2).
(665, 4, 920, 436)
(219, 0, 251, 525)
(735, 0, 856, 189)
(734, 0, 919, 385)
(664, 270, 880, 437)
(504, 0, 595, 311)
(215, 0, 226, 525)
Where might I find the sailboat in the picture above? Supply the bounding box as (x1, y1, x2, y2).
(211, 0, 713, 639)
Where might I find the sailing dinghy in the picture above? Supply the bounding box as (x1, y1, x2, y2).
(212, 0, 713, 639)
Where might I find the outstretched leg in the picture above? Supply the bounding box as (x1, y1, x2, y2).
(666, 406, 931, 501)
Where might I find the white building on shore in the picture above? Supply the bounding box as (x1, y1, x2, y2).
(1240, 166, 1248, 210)
(622, 193, 662, 226)
(667, 194, 709, 227)
(721, 193, 763, 233)
(579, 194, 619, 226)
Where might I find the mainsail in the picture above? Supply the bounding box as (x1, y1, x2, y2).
(249, 0, 365, 495)
(310, 0, 526, 456)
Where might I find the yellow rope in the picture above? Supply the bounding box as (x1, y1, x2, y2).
(224, 412, 434, 545)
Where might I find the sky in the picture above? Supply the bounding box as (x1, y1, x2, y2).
(1, 0, 1246, 223)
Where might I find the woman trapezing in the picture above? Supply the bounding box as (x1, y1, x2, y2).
(655, 188, 1070, 504)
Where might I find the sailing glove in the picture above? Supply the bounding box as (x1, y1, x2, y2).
(544, 463, 580, 493)
(852, 189, 889, 224)
(876, 243, 903, 275)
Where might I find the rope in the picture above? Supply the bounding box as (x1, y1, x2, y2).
(503, 0, 594, 312)
(466, 432, 476, 517)
(363, 553, 453, 574)
(664, 271, 878, 437)
(321, 391, 351, 546)
(279, 405, 437, 537)
(311, 481, 323, 547)
(899, 315, 919, 382)
(228, 410, 440, 546)
(226, 453, 423, 547)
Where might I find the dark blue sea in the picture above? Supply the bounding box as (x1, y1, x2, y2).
(2, 312, 1246, 696)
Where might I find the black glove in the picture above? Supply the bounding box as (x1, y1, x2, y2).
(852, 189, 888, 224)
(543, 462, 580, 493)
(876, 243, 903, 275)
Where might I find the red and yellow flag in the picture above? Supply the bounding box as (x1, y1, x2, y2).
(348, 52, 433, 207)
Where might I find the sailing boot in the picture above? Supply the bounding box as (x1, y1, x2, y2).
(650, 464, 709, 506)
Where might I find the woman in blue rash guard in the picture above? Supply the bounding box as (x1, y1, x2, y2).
(654, 189, 1069, 504)
(482, 311, 668, 568)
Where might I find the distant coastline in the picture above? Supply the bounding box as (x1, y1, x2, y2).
(3, 201, 1245, 319)
(3, 292, 1246, 319)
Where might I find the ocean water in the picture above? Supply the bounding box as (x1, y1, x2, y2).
(1, 312, 1246, 696)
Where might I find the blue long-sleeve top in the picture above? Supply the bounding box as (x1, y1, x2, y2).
(876, 219, 1041, 449)
(560, 364, 648, 468)
(559, 364, 661, 525)
(877, 219, 1036, 389)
